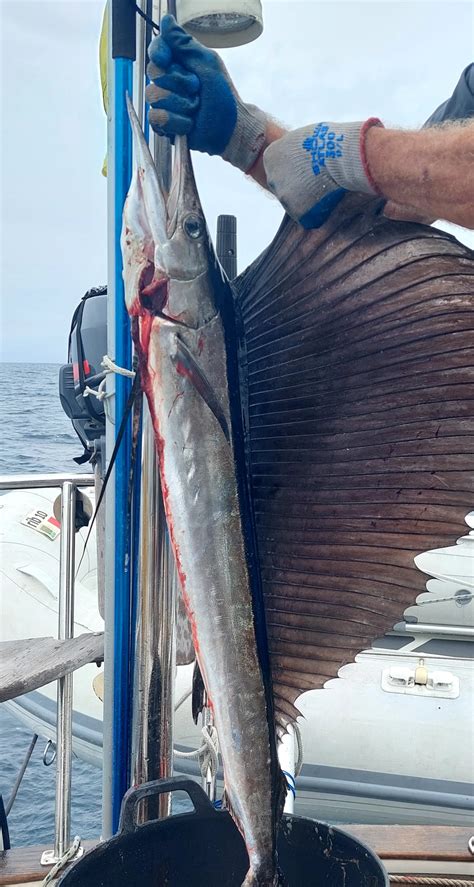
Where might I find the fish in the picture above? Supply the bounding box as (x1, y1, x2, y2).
(122, 96, 285, 887)
(122, 94, 474, 884)
(233, 198, 474, 709)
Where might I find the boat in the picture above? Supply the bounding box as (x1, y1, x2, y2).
(1, 481, 473, 825)
(1, 2, 474, 884)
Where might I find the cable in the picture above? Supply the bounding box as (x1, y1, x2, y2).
(134, 3, 159, 33)
(5, 734, 38, 816)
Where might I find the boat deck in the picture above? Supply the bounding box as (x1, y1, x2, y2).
(1, 826, 472, 885)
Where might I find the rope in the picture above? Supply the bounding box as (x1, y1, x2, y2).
(41, 836, 82, 886)
(174, 725, 219, 781)
(198, 725, 219, 782)
(83, 355, 136, 423)
(101, 355, 136, 378)
(174, 687, 192, 712)
(389, 878, 474, 886)
(293, 722, 304, 778)
(417, 593, 473, 606)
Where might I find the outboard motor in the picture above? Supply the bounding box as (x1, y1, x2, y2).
(59, 286, 107, 464)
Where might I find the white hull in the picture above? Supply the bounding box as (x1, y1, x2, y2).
(1, 487, 473, 824)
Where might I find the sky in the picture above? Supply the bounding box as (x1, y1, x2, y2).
(1, 0, 473, 362)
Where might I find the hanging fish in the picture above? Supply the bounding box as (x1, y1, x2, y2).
(122, 96, 285, 887)
(122, 96, 474, 885)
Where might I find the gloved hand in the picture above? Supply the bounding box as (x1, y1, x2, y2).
(263, 118, 384, 228)
(145, 15, 267, 173)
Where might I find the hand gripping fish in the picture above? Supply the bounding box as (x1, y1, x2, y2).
(121, 96, 286, 887)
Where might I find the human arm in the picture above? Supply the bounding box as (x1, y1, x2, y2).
(382, 63, 474, 224)
(366, 123, 474, 229)
(146, 20, 474, 230)
(261, 119, 474, 229)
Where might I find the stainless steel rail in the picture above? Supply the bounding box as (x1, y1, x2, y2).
(410, 624, 474, 637)
(53, 481, 76, 861)
(0, 473, 93, 490)
(0, 473, 93, 864)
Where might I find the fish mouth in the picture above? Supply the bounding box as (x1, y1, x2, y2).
(124, 95, 208, 286)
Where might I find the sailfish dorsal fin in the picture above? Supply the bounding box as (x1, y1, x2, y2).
(234, 194, 474, 731)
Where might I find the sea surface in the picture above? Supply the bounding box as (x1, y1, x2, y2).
(0, 363, 102, 846)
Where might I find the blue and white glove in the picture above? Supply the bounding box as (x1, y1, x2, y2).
(145, 15, 267, 173)
(263, 118, 383, 228)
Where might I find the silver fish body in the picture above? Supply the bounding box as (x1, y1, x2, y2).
(122, 97, 283, 886)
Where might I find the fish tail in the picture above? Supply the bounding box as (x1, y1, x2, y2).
(272, 868, 288, 887)
(241, 863, 287, 887)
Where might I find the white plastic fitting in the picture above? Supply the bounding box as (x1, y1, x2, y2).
(176, 0, 263, 47)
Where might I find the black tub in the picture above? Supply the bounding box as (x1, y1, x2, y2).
(59, 777, 389, 886)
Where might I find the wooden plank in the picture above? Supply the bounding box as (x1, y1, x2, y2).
(0, 635, 104, 703)
(345, 825, 474, 862)
(0, 842, 96, 885)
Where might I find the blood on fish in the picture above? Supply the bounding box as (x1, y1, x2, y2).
(137, 345, 190, 609)
(139, 262, 169, 314)
(175, 361, 194, 384)
(168, 390, 184, 418)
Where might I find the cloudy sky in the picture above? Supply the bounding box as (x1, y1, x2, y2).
(1, 0, 473, 362)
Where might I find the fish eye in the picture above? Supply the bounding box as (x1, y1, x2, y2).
(183, 213, 204, 240)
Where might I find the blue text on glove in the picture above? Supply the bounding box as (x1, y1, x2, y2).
(303, 124, 344, 176)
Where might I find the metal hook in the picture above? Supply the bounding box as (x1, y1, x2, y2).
(43, 739, 57, 767)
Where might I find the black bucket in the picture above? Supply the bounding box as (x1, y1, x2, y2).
(58, 777, 388, 886)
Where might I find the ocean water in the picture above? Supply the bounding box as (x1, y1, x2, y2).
(0, 363, 102, 846)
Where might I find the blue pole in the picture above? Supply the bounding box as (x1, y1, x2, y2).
(111, 58, 134, 833)
(103, 0, 136, 833)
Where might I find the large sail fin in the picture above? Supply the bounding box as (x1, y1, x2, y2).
(234, 194, 474, 732)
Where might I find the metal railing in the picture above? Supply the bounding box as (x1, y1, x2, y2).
(0, 472, 94, 863)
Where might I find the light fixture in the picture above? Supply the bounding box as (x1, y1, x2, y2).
(176, 0, 263, 47)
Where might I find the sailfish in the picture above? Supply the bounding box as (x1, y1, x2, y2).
(122, 98, 474, 885)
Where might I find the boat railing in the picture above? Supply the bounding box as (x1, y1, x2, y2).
(0, 472, 95, 864)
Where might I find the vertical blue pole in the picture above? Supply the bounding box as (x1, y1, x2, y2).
(112, 57, 133, 832)
(102, 0, 136, 837)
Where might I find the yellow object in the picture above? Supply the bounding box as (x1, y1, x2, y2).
(99, 3, 108, 177)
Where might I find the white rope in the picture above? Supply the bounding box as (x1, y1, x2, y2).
(83, 377, 107, 402)
(174, 725, 220, 782)
(174, 687, 192, 712)
(101, 355, 136, 379)
(41, 836, 82, 886)
(83, 354, 136, 424)
(389, 877, 474, 886)
(198, 724, 219, 782)
(417, 593, 472, 606)
(293, 722, 304, 778)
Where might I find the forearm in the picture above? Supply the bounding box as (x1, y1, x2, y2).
(246, 118, 288, 188)
(366, 122, 474, 228)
